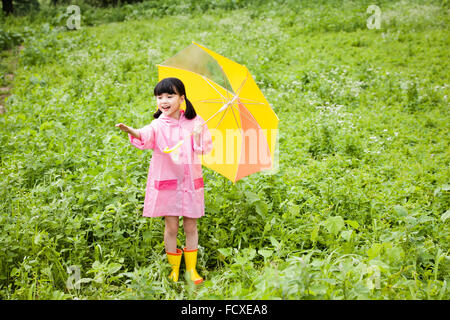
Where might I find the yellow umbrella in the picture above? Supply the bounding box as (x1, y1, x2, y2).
(157, 42, 278, 183)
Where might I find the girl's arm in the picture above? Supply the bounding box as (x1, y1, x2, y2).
(116, 123, 140, 139)
(116, 123, 155, 150)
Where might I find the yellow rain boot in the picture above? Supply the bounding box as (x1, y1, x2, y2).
(166, 248, 183, 282)
(183, 248, 204, 284)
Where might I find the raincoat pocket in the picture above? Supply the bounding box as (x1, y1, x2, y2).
(193, 178, 204, 190)
(154, 179, 178, 190)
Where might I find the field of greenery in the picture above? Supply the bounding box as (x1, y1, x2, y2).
(0, 0, 449, 299)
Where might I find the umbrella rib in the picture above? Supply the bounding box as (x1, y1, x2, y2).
(230, 103, 261, 128)
(203, 101, 230, 125)
(196, 98, 265, 105)
(229, 103, 241, 131)
(233, 102, 266, 105)
(237, 97, 267, 105)
(213, 104, 230, 129)
(192, 99, 226, 104)
(201, 76, 228, 104)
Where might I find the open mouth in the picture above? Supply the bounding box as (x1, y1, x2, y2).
(161, 105, 171, 111)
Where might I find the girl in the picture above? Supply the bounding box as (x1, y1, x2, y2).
(115, 77, 213, 284)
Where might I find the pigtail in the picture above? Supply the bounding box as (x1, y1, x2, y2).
(184, 97, 197, 120)
(153, 109, 162, 119)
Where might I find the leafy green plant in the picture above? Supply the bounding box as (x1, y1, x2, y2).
(0, 27, 25, 50)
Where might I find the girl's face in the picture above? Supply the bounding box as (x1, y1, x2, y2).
(156, 92, 184, 119)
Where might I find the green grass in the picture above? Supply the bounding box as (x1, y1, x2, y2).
(0, 0, 449, 299)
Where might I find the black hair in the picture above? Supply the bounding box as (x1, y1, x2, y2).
(153, 77, 197, 120)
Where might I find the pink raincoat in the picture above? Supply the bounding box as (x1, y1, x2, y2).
(128, 109, 213, 218)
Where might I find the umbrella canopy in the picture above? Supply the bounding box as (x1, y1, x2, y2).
(157, 42, 278, 182)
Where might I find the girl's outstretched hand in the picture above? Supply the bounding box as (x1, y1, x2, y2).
(115, 123, 132, 133)
(115, 123, 140, 139)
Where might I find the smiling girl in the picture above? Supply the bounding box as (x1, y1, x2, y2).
(116, 77, 213, 284)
